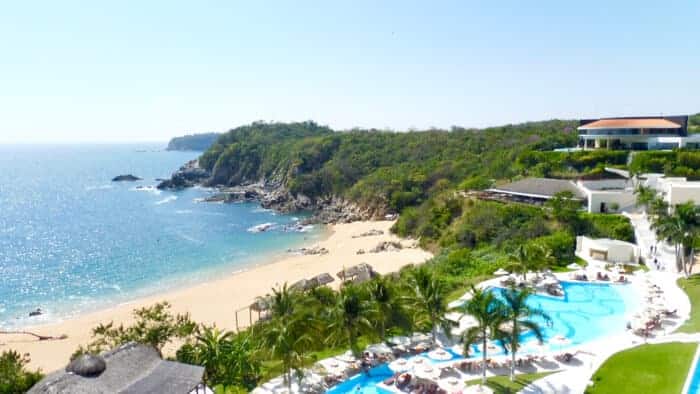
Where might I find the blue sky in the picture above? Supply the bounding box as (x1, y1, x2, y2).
(0, 1, 698, 142)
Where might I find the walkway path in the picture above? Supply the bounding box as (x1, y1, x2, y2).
(520, 211, 691, 393)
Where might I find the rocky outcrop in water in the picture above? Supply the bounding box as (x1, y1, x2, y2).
(158, 162, 388, 223)
(112, 174, 142, 182)
(156, 160, 210, 189)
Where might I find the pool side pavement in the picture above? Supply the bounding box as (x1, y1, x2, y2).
(520, 212, 693, 394)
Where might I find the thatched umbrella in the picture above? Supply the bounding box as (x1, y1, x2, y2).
(311, 272, 334, 286)
(66, 354, 106, 377)
(290, 279, 311, 292)
(250, 296, 271, 312)
(337, 263, 375, 281)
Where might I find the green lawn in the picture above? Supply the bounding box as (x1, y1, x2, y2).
(586, 342, 697, 394)
(466, 372, 555, 393)
(678, 275, 700, 333)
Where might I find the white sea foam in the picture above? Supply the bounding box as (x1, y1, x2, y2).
(131, 185, 162, 195)
(177, 232, 203, 244)
(85, 184, 114, 191)
(252, 207, 273, 213)
(247, 222, 276, 233)
(175, 209, 193, 214)
(155, 196, 177, 205)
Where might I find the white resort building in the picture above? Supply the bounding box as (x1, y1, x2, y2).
(578, 115, 700, 150)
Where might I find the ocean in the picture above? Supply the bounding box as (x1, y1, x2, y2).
(0, 144, 321, 329)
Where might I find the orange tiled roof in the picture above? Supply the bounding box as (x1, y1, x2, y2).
(578, 118, 682, 129)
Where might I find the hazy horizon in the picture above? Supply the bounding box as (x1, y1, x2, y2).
(1, 1, 698, 143)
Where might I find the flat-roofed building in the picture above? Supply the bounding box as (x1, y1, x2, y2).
(578, 115, 699, 150)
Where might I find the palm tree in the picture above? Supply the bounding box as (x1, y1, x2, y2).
(457, 286, 507, 386)
(408, 267, 452, 345)
(257, 316, 313, 391)
(257, 283, 314, 390)
(634, 184, 657, 212)
(507, 244, 547, 281)
(269, 283, 297, 319)
(191, 325, 234, 384)
(367, 276, 412, 341)
(500, 285, 551, 381)
(654, 202, 700, 275)
(325, 284, 376, 358)
(177, 326, 261, 389)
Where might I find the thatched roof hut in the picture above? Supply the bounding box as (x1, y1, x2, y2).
(309, 272, 334, 287)
(28, 342, 205, 394)
(250, 296, 272, 312)
(290, 278, 312, 292)
(336, 263, 376, 282)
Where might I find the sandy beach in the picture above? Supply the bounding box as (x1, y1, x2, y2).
(0, 220, 432, 373)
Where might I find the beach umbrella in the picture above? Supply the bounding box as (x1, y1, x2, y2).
(413, 364, 439, 380)
(493, 268, 509, 276)
(388, 358, 412, 372)
(411, 332, 432, 344)
(290, 278, 311, 292)
(311, 272, 334, 286)
(567, 263, 582, 270)
(439, 376, 466, 393)
(366, 343, 392, 356)
(387, 335, 411, 347)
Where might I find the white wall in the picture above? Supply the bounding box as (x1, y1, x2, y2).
(585, 190, 637, 213)
(576, 236, 638, 263)
(667, 184, 700, 206)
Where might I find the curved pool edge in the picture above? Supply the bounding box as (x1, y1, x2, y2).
(682, 343, 700, 394)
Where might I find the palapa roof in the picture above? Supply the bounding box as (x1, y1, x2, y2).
(337, 263, 375, 281)
(578, 118, 682, 130)
(28, 342, 204, 394)
(250, 295, 272, 312)
(309, 272, 334, 286)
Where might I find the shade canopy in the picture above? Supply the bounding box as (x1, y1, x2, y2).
(493, 268, 509, 276)
(567, 263, 582, 270)
(310, 272, 334, 286)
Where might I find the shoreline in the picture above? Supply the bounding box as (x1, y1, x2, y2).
(1, 222, 330, 332)
(0, 220, 432, 373)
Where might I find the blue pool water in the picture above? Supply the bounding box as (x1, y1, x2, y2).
(326, 364, 395, 394)
(326, 281, 639, 393)
(0, 144, 321, 328)
(493, 281, 639, 348)
(686, 346, 700, 394)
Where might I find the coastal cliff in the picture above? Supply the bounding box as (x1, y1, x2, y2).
(165, 132, 220, 151)
(158, 120, 580, 224)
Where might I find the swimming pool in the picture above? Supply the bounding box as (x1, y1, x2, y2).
(326, 281, 639, 393)
(326, 364, 395, 394)
(684, 345, 700, 394)
(493, 281, 640, 349)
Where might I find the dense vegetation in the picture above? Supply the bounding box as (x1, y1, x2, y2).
(199, 120, 582, 211)
(166, 132, 221, 151)
(586, 342, 696, 394)
(629, 150, 700, 179)
(71, 263, 552, 392)
(0, 351, 42, 394)
(690, 113, 700, 133)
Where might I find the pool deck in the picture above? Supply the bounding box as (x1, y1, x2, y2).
(252, 212, 695, 394)
(521, 212, 693, 393)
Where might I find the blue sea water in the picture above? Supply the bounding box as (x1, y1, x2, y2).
(0, 144, 322, 328)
